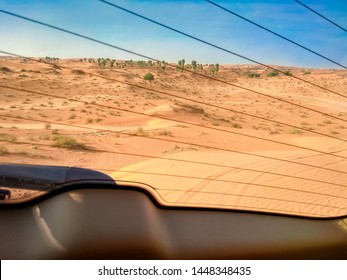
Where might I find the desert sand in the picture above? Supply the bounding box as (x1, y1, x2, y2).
(1, 56, 347, 217)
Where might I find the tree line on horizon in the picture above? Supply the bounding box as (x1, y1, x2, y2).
(40, 56, 299, 78)
(79, 57, 221, 75)
(41, 56, 222, 76)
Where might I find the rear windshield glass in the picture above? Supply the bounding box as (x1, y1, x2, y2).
(0, 0, 346, 217)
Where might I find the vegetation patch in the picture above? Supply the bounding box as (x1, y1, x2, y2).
(156, 129, 172, 136)
(69, 113, 77, 119)
(0, 145, 8, 155)
(323, 120, 333, 125)
(71, 69, 85, 75)
(143, 72, 154, 81)
(0, 134, 17, 142)
(245, 70, 260, 78)
(232, 123, 242, 129)
(288, 128, 303, 135)
(267, 70, 279, 77)
(52, 135, 87, 150)
(0, 66, 11, 72)
(180, 104, 206, 115)
(130, 127, 148, 137)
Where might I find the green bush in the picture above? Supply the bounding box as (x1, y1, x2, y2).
(246, 70, 260, 78)
(143, 72, 154, 81)
(267, 70, 279, 77)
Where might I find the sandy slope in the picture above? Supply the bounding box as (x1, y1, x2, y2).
(1, 56, 347, 217)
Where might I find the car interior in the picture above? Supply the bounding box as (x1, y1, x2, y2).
(1, 164, 347, 259)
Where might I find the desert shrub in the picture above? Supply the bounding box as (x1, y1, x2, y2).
(0, 67, 11, 72)
(52, 64, 61, 70)
(71, 69, 85, 75)
(289, 128, 302, 135)
(52, 136, 87, 150)
(323, 120, 333, 125)
(0, 145, 8, 155)
(267, 70, 279, 77)
(0, 134, 17, 142)
(232, 123, 242, 129)
(284, 70, 292, 76)
(143, 72, 154, 81)
(246, 70, 260, 78)
(181, 104, 205, 115)
(39, 134, 51, 140)
(130, 127, 148, 137)
(69, 113, 77, 119)
(157, 129, 172, 136)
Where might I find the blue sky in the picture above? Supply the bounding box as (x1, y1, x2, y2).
(0, 0, 346, 68)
